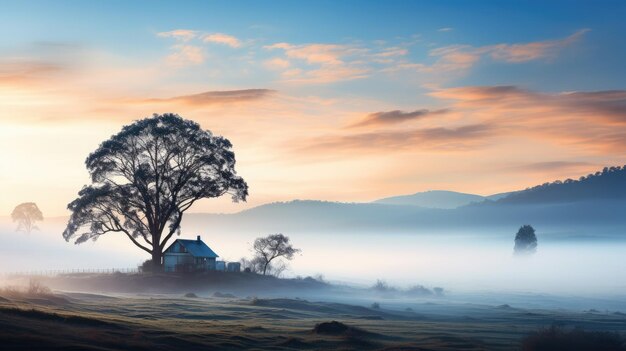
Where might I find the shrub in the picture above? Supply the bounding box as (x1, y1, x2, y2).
(27, 279, 51, 295)
(138, 259, 153, 273)
(313, 321, 349, 335)
(371, 279, 397, 293)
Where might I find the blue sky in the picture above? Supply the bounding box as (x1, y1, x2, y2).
(4, 1, 625, 91)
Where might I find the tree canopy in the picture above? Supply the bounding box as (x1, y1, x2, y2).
(11, 202, 43, 233)
(514, 225, 538, 255)
(63, 113, 248, 268)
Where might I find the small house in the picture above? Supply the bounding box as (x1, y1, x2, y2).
(163, 236, 219, 272)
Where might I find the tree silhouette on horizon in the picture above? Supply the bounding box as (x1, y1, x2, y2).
(11, 202, 43, 233)
(252, 233, 300, 275)
(514, 225, 538, 255)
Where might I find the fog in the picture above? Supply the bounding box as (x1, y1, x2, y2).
(218, 231, 626, 296)
(2, 216, 625, 300)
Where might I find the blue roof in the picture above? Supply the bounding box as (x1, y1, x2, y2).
(168, 238, 219, 258)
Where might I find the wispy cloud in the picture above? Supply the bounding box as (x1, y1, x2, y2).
(264, 57, 290, 70)
(387, 29, 589, 76)
(438, 27, 454, 32)
(373, 47, 409, 58)
(202, 33, 241, 48)
(264, 42, 370, 83)
(427, 45, 482, 72)
(296, 123, 494, 158)
(157, 29, 588, 84)
(349, 109, 449, 128)
(164, 45, 205, 66)
(430, 85, 626, 152)
(157, 30, 243, 66)
(265, 43, 362, 65)
(429, 85, 626, 123)
(0, 60, 63, 87)
(485, 29, 589, 62)
(137, 89, 276, 106)
(157, 29, 198, 42)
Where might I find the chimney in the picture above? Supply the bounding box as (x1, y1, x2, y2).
(197, 235, 201, 242)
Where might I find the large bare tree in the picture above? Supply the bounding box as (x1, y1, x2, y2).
(63, 113, 248, 269)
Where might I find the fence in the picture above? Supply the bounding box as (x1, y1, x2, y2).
(1, 267, 139, 277)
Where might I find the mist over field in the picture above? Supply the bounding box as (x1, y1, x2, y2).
(3, 210, 626, 299)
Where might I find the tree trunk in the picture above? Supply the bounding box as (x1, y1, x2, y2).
(262, 261, 269, 275)
(151, 247, 163, 272)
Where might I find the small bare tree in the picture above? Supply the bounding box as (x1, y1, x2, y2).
(252, 234, 300, 275)
(11, 202, 44, 233)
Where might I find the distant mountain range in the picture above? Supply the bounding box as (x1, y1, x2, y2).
(370, 166, 626, 208)
(183, 165, 626, 239)
(372, 190, 512, 209)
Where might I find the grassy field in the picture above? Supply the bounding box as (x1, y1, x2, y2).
(1, 281, 626, 351)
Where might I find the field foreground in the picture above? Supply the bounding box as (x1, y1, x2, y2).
(1, 286, 626, 351)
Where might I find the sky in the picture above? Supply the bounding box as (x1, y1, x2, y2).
(1, 0, 626, 216)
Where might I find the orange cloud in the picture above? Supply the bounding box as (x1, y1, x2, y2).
(137, 89, 276, 106)
(157, 30, 242, 66)
(486, 29, 589, 62)
(0, 60, 63, 87)
(202, 33, 241, 48)
(430, 85, 626, 123)
(288, 84, 626, 164)
(387, 30, 589, 77)
(295, 123, 495, 158)
(165, 45, 205, 66)
(264, 42, 370, 83)
(427, 45, 481, 72)
(264, 57, 290, 70)
(349, 109, 450, 128)
(157, 29, 198, 42)
(265, 43, 360, 65)
(430, 85, 626, 152)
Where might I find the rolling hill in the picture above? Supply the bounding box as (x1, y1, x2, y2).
(373, 190, 486, 209)
(182, 165, 626, 239)
(489, 166, 626, 205)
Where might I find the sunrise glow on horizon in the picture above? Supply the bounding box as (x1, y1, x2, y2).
(1, 1, 626, 216)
